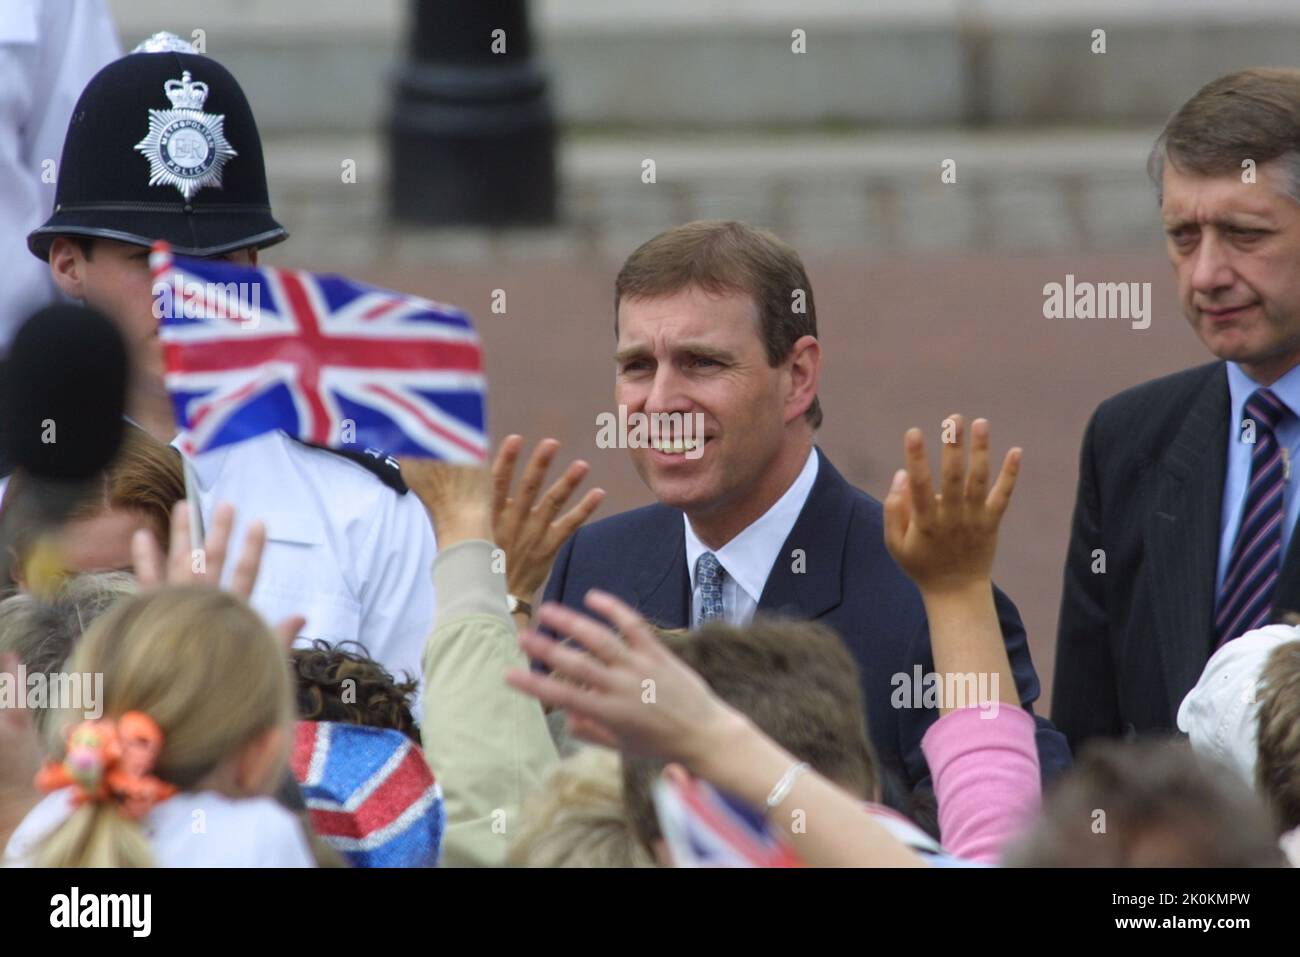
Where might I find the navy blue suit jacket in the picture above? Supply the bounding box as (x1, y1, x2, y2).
(543, 447, 1071, 791)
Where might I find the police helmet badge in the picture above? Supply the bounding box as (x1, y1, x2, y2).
(134, 70, 237, 200)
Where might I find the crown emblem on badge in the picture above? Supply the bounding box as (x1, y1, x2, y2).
(164, 72, 209, 110)
(134, 70, 237, 201)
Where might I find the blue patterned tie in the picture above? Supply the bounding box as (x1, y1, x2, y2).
(1216, 388, 1292, 647)
(696, 552, 726, 624)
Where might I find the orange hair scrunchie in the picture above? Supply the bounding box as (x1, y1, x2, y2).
(36, 711, 178, 820)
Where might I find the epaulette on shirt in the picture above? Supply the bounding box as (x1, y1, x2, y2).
(291, 439, 409, 494)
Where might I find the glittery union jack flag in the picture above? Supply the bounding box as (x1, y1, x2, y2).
(291, 721, 445, 868)
(150, 242, 487, 461)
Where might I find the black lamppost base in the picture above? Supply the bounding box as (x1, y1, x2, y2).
(387, 1, 557, 227)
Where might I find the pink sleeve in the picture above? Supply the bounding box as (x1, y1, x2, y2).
(920, 705, 1042, 864)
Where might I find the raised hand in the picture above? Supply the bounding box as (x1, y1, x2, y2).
(131, 501, 305, 643)
(505, 595, 930, 868)
(401, 437, 605, 603)
(489, 436, 605, 599)
(132, 501, 263, 596)
(505, 590, 736, 766)
(883, 415, 1021, 594)
(399, 456, 495, 547)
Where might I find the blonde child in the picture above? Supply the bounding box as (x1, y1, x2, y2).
(3, 502, 314, 867)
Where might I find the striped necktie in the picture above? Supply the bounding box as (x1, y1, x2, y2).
(696, 552, 727, 624)
(1215, 388, 1292, 647)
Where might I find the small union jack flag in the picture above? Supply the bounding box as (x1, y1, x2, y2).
(652, 774, 803, 867)
(150, 242, 487, 461)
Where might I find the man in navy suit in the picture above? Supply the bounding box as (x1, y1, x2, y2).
(542, 220, 1069, 790)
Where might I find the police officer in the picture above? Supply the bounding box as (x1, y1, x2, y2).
(27, 33, 438, 687)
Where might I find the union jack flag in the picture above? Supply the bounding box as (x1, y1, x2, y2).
(653, 778, 976, 868)
(149, 242, 487, 461)
(291, 721, 445, 868)
(652, 774, 803, 867)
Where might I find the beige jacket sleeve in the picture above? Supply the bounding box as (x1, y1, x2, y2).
(422, 539, 559, 867)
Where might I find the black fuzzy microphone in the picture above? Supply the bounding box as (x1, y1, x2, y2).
(0, 304, 129, 592)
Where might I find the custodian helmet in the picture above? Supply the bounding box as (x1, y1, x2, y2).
(28, 35, 287, 260)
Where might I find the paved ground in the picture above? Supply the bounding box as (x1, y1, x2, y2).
(334, 243, 1209, 713)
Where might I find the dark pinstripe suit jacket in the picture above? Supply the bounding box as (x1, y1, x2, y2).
(1053, 361, 1300, 752)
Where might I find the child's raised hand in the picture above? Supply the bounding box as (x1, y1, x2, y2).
(505, 590, 737, 767)
(883, 415, 1021, 595)
(131, 501, 304, 644)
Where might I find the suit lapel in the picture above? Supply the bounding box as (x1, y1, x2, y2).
(1146, 363, 1228, 717)
(631, 508, 690, 629)
(758, 447, 849, 620)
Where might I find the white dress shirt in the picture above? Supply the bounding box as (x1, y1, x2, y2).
(182, 430, 439, 691)
(0, 0, 120, 348)
(683, 448, 819, 627)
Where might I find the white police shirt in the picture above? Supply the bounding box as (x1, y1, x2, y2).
(0, 427, 438, 689)
(182, 430, 437, 690)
